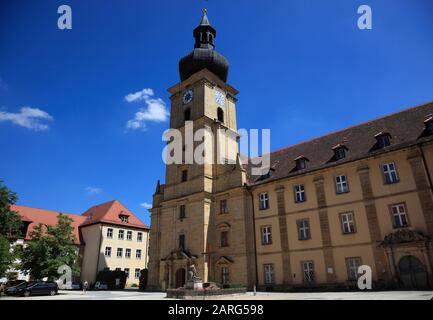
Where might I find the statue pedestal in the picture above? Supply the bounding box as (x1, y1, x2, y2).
(185, 280, 203, 290)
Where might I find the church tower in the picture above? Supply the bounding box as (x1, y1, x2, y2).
(147, 10, 256, 291)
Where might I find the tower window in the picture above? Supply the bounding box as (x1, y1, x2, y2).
(179, 234, 186, 250)
(179, 205, 186, 219)
(220, 231, 229, 247)
(217, 107, 224, 123)
(181, 170, 188, 182)
(184, 108, 191, 122)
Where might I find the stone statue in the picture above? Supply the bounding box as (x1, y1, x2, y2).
(188, 264, 201, 281)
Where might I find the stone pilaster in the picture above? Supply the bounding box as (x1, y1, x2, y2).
(313, 175, 336, 283)
(407, 149, 433, 236)
(275, 186, 292, 286)
(357, 164, 389, 281)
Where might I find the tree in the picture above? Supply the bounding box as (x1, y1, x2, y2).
(0, 181, 22, 238)
(21, 213, 80, 280)
(0, 181, 22, 278)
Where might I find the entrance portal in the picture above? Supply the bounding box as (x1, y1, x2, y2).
(175, 268, 186, 288)
(398, 255, 428, 289)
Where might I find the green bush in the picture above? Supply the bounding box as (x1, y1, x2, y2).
(131, 283, 138, 288)
(139, 268, 148, 290)
(95, 270, 127, 290)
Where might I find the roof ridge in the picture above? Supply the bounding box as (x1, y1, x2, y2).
(12, 204, 79, 216)
(257, 99, 433, 159)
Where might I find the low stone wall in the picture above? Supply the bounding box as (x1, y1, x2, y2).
(166, 287, 247, 299)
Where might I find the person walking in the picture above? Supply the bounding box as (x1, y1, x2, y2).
(82, 281, 88, 295)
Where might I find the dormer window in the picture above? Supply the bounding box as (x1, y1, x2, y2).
(375, 132, 391, 148)
(332, 144, 348, 160)
(119, 214, 129, 223)
(294, 156, 309, 170)
(425, 116, 433, 135)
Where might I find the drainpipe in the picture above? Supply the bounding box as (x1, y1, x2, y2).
(245, 184, 259, 290)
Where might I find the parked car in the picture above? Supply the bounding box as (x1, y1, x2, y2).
(94, 281, 108, 290)
(16, 281, 58, 297)
(5, 281, 33, 296)
(69, 281, 82, 290)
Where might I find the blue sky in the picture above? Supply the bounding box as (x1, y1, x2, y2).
(1, 0, 433, 225)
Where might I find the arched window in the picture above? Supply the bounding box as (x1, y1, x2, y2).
(217, 108, 224, 123)
(184, 108, 191, 122)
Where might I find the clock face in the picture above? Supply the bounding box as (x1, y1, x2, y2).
(215, 90, 226, 106)
(182, 90, 193, 105)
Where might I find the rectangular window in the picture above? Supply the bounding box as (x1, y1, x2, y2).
(391, 203, 409, 228)
(179, 205, 186, 219)
(346, 257, 362, 281)
(179, 234, 185, 250)
(115, 267, 121, 272)
(294, 184, 306, 203)
(181, 170, 188, 182)
(264, 264, 274, 284)
(106, 228, 113, 239)
(104, 246, 112, 257)
(259, 192, 269, 210)
(134, 268, 140, 279)
(383, 162, 399, 184)
(125, 248, 131, 259)
(137, 232, 143, 242)
(302, 261, 315, 283)
(335, 175, 349, 194)
(340, 212, 356, 234)
(124, 268, 130, 278)
(136, 249, 142, 259)
(221, 267, 230, 285)
(297, 219, 311, 240)
(118, 229, 124, 240)
(220, 231, 229, 247)
(116, 248, 123, 258)
(261, 225, 272, 245)
(103, 267, 110, 271)
(126, 230, 133, 240)
(220, 199, 228, 214)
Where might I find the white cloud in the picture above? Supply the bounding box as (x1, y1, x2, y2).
(0, 106, 53, 131)
(125, 88, 169, 130)
(140, 202, 152, 210)
(85, 186, 102, 195)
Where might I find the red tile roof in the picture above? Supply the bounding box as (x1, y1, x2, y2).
(11, 205, 87, 245)
(81, 200, 149, 229)
(11, 200, 149, 245)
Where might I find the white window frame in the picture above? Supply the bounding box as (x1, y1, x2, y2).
(259, 192, 269, 210)
(124, 268, 130, 278)
(302, 261, 315, 283)
(298, 219, 310, 240)
(118, 229, 124, 240)
(383, 162, 399, 184)
(134, 268, 141, 279)
(104, 246, 111, 257)
(125, 248, 131, 259)
(346, 257, 361, 281)
(341, 212, 356, 234)
(126, 230, 133, 241)
(136, 249, 142, 259)
(120, 215, 129, 223)
(261, 225, 272, 245)
(264, 264, 274, 284)
(391, 204, 409, 228)
(335, 175, 349, 194)
(294, 184, 306, 203)
(106, 228, 113, 239)
(137, 232, 143, 242)
(116, 248, 123, 258)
